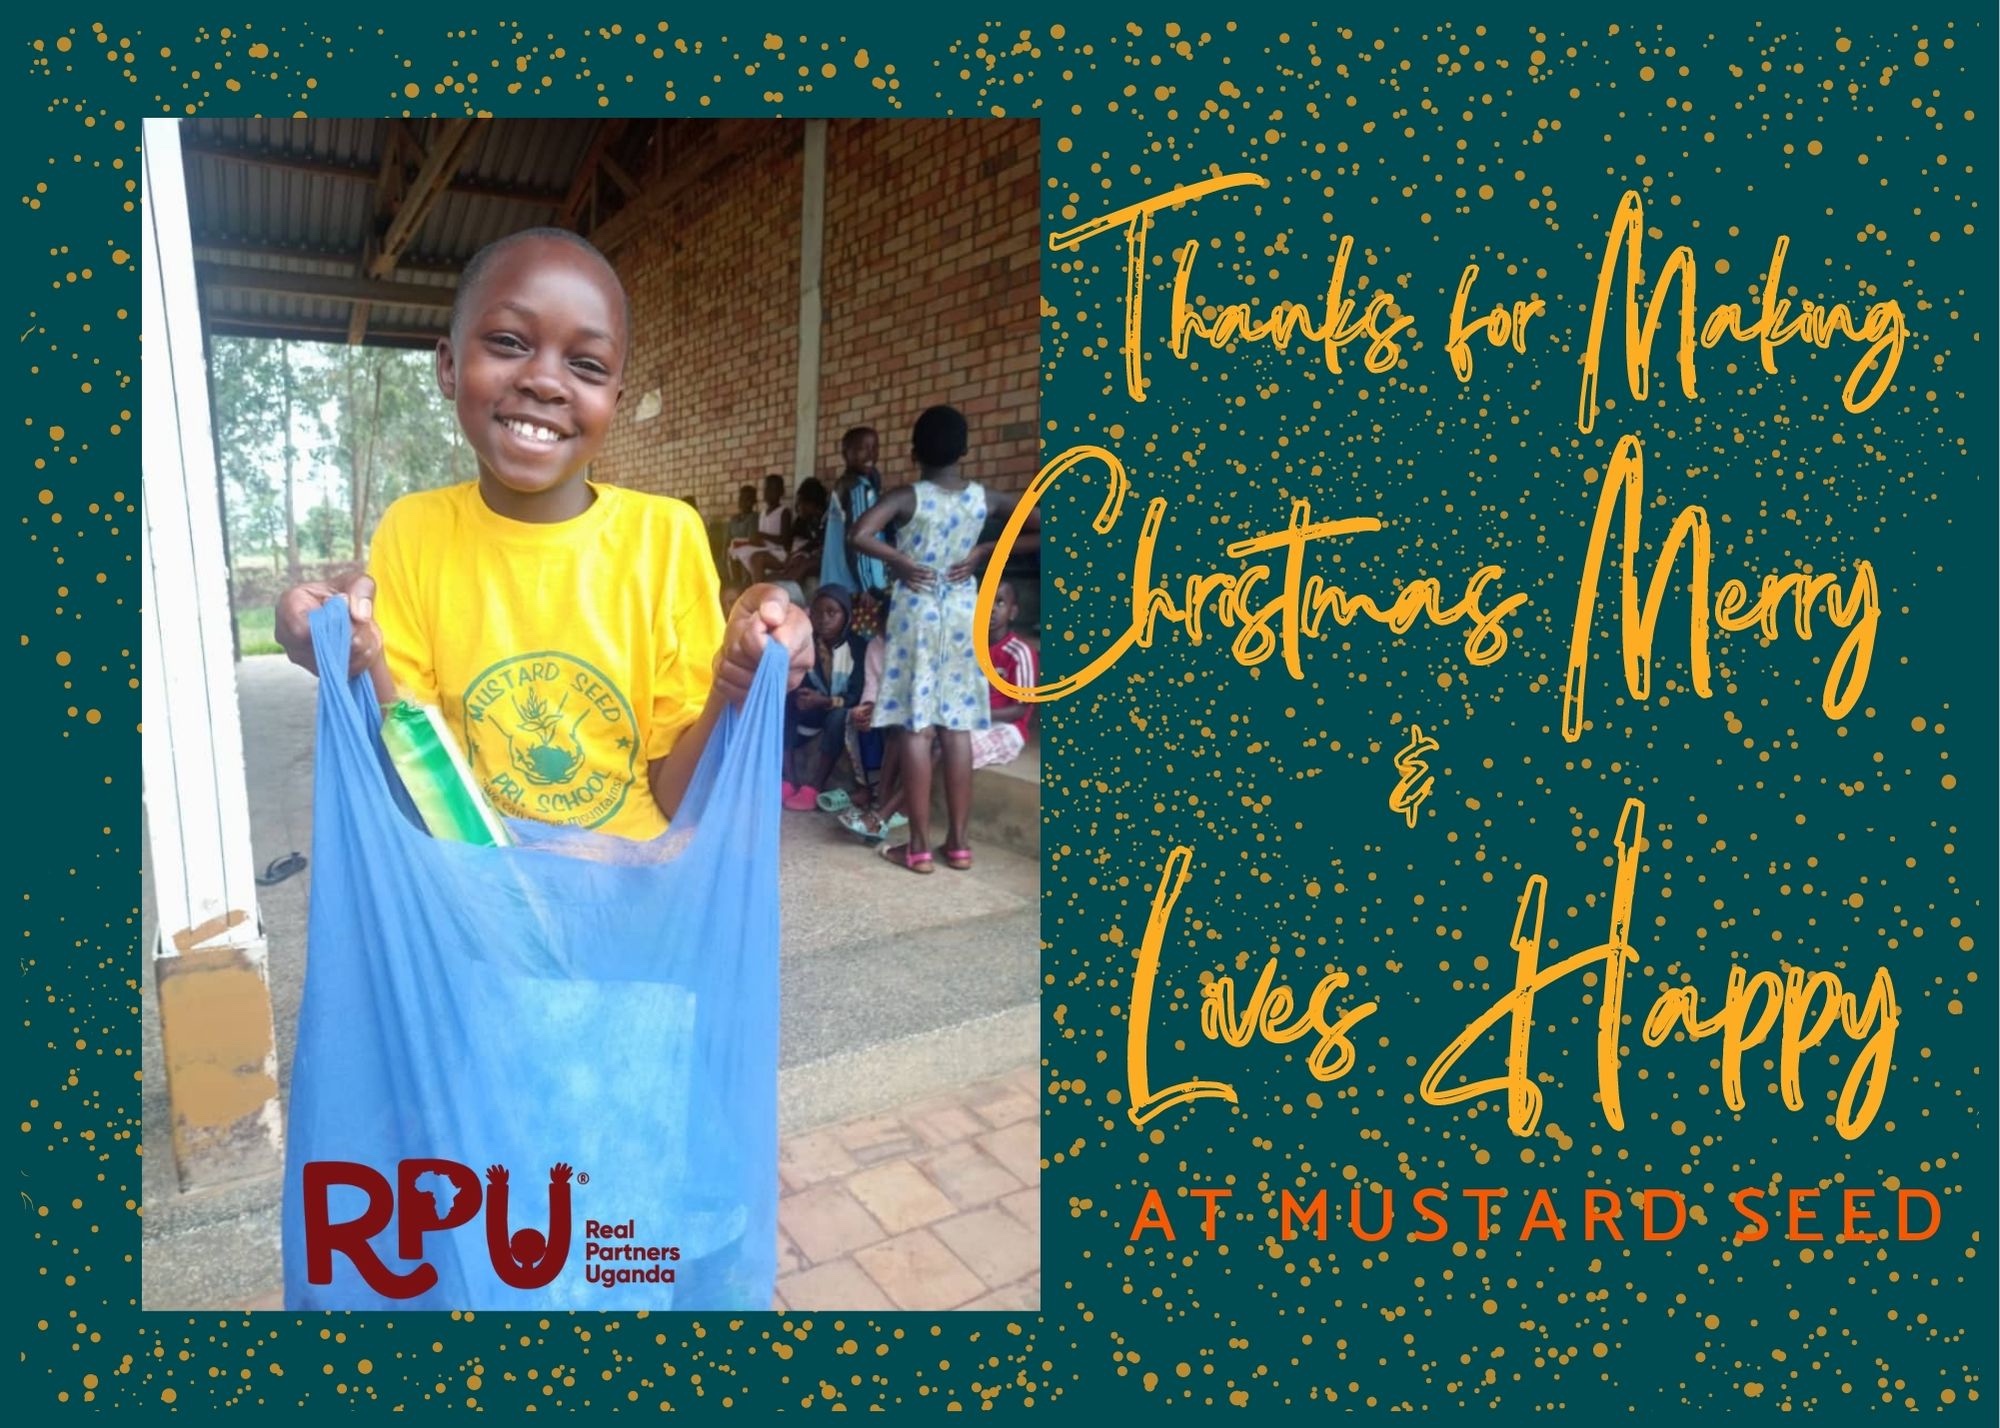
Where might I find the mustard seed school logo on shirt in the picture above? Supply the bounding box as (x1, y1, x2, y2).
(461, 652, 639, 829)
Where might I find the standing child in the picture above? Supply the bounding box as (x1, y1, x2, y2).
(276, 226, 812, 837)
(270, 226, 812, 1313)
(848, 405, 1036, 872)
(822, 427, 888, 637)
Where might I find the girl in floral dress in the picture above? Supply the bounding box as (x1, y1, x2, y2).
(848, 406, 1035, 871)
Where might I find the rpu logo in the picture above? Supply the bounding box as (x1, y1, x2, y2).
(303, 1160, 575, 1298)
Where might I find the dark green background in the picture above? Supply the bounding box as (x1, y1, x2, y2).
(11, 10, 1993, 1414)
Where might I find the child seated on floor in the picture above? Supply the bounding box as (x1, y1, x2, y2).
(824, 583, 893, 831)
(782, 584, 868, 811)
(775, 477, 827, 587)
(976, 580, 1037, 768)
(727, 473, 791, 583)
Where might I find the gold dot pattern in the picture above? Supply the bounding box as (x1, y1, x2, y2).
(14, 15, 1994, 1415)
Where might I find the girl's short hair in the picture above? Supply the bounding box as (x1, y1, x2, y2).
(912, 405, 969, 468)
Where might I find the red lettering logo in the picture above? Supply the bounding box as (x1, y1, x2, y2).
(303, 1160, 574, 1298)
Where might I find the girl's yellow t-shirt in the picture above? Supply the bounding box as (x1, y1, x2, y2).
(368, 481, 723, 841)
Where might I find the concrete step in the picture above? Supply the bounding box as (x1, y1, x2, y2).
(975, 743, 1039, 855)
(779, 904, 1038, 1132)
(777, 807, 1039, 1129)
(912, 734, 1040, 857)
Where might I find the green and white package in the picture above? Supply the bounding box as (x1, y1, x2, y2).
(379, 701, 513, 847)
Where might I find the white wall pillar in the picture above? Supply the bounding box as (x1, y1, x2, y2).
(141, 117, 283, 1190)
(792, 119, 828, 482)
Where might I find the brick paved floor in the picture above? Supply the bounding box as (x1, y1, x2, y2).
(774, 1064, 1040, 1312)
(231, 1064, 1042, 1313)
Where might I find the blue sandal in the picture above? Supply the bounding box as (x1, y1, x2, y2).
(838, 808, 907, 841)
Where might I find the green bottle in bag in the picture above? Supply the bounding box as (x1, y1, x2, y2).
(380, 701, 513, 847)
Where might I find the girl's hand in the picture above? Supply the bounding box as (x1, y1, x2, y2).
(850, 700, 874, 731)
(794, 689, 832, 713)
(715, 584, 813, 705)
(944, 542, 994, 585)
(892, 554, 936, 593)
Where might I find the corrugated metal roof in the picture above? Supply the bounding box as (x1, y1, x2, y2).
(180, 117, 657, 350)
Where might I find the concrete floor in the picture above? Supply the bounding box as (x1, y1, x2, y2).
(140, 654, 1039, 1308)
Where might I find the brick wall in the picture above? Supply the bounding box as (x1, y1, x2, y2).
(596, 122, 801, 517)
(814, 118, 1041, 494)
(594, 118, 1039, 517)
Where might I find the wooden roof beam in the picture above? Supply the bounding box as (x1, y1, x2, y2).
(590, 119, 767, 255)
(598, 150, 640, 200)
(177, 136, 566, 207)
(557, 119, 631, 231)
(351, 121, 412, 344)
(196, 261, 455, 310)
(190, 235, 460, 277)
(370, 119, 479, 278)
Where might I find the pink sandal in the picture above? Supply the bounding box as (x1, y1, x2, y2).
(879, 843, 934, 874)
(782, 784, 821, 811)
(942, 846, 973, 871)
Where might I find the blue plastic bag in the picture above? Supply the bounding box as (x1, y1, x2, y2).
(281, 597, 781, 1310)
